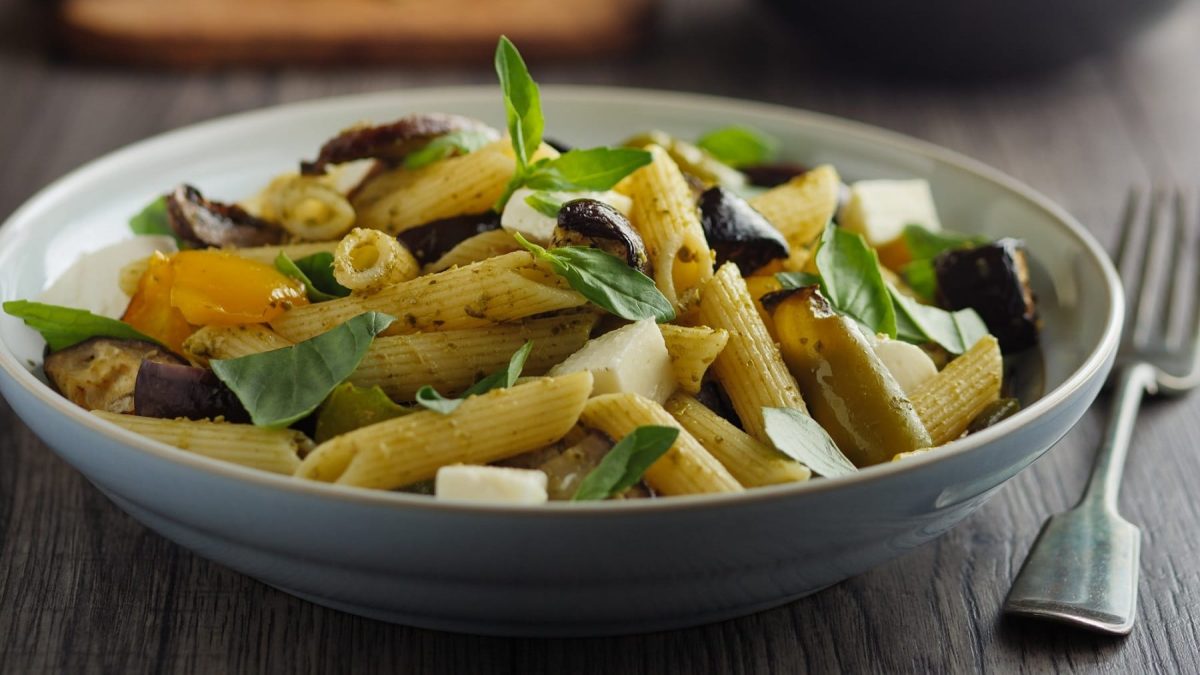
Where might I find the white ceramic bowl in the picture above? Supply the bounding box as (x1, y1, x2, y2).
(0, 87, 1122, 637)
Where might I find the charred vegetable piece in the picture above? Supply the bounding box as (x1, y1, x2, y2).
(770, 287, 933, 466)
(695, 379, 742, 429)
(134, 361, 250, 423)
(966, 397, 1021, 434)
(44, 338, 184, 413)
(698, 187, 789, 274)
(300, 113, 496, 175)
(741, 162, 809, 188)
(395, 211, 501, 263)
(550, 198, 649, 273)
(934, 238, 1039, 353)
(166, 184, 284, 248)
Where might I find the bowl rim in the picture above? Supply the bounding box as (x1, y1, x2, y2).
(0, 84, 1124, 517)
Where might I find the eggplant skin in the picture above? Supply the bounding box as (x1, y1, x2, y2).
(741, 162, 809, 188)
(300, 113, 495, 175)
(134, 361, 250, 423)
(934, 238, 1040, 353)
(44, 338, 184, 414)
(395, 211, 501, 264)
(552, 199, 650, 273)
(167, 184, 284, 248)
(698, 187, 790, 274)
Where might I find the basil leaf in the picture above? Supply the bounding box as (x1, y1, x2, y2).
(890, 287, 987, 354)
(210, 311, 394, 427)
(901, 259, 938, 301)
(292, 252, 350, 298)
(315, 382, 412, 443)
(525, 191, 565, 218)
(814, 223, 896, 338)
(524, 148, 653, 192)
(274, 252, 347, 302)
(775, 271, 822, 289)
(762, 407, 857, 478)
(902, 224, 987, 260)
(129, 196, 181, 245)
(514, 234, 675, 322)
(404, 129, 497, 170)
(495, 36, 543, 172)
(572, 425, 679, 501)
(696, 125, 778, 168)
(2, 300, 160, 352)
(414, 340, 533, 414)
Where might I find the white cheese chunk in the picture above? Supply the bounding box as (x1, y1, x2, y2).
(549, 318, 676, 403)
(435, 465, 549, 504)
(838, 179, 941, 247)
(38, 236, 178, 319)
(872, 337, 938, 395)
(501, 187, 633, 244)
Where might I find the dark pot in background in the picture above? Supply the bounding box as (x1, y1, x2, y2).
(760, 0, 1184, 77)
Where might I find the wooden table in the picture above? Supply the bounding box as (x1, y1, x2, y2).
(3, 0, 1200, 671)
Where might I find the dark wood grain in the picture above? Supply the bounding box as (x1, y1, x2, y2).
(3, 0, 1200, 672)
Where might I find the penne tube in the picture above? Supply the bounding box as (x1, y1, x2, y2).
(749, 165, 841, 248)
(659, 324, 728, 394)
(92, 411, 309, 475)
(269, 251, 587, 342)
(182, 324, 293, 368)
(298, 372, 593, 489)
(333, 227, 420, 293)
(911, 335, 1002, 445)
(424, 229, 522, 273)
(256, 174, 357, 241)
(350, 312, 598, 400)
(665, 393, 810, 487)
(580, 393, 743, 496)
(624, 145, 715, 312)
(697, 262, 807, 443)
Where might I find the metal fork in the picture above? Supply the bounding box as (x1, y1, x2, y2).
(1004, 188, 1200, 635)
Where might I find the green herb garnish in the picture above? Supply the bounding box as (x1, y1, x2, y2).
(890, 287, 988, 355)
(762, 407, 856, 478)
(900, 224, 987, 300)
(813, 223, 897, 338)
(274, 252, 350, 302)
(696, 125, 778, 168)
(415, 340, 533, 414)
(314, 382, 412, 443)
(774, 271, 822, 290)
(513, 233, 675, 322)
(210, 311, 394, 427)
(572, 425, 679, 501)
(2, 300, 159, 352)
(523, 147, 652, 192)
(525, 191, 566, 218)
(404, 129, 497, 170)
(128, 196, 181, 245)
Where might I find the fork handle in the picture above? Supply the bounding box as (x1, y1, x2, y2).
(1081, 363, 1158, 513)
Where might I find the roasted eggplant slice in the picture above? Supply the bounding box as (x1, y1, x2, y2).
(550, 199, 649, 272)
(698, 187, 789, 274)
(134, 361, 249, 423)
(395, 211, 501, 264)
(167, 184, 284, 248)
(300, 113, 497, 175)
(934, 238, 1040, 353)
(44, 338, 184, 414)
(741, 162, 809, 188)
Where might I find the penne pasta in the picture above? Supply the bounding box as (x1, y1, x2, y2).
(697, 263, 807, 443)
(580, 393, 743, 496)
(181, 324, 293, 368)
(659, 324, 728, 394)
(223, 241, 339, 265)
(255, 174, 357, 241)
(623, 145, 715, 312)
(911, 335, 1002, 445)
(749, 164, 841, 247)
(298, 372, 593, 489)
(350, 312, 598, 400)
(665, 393, 810, 487)
(333, 227, 420, 293)
(424, 229, 522, 273)
(269, 251, 587, 342)
(92, 411, 309, 475)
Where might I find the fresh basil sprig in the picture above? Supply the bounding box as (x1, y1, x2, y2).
(513, 233, 675, 322)
(274, 252, 350, 302)
(404, 129, 497, 170)
(762, 407, 856, 478)
(525, 191, 565, 218)
(696, 125, 778, 168)
(2, 300, 160, 352)
(415, 340, 533, 414)
(890, 287, 988, 355)
(900, 224, 987, 300)
(571, 425, 679, 501)
(315, 382, 412, 443)
(813, 223, 897, 338)
(210, 311, 394, 427)
(129, 196, 182, 246)
(492, 37, 651, 209)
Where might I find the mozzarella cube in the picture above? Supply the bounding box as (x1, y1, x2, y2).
(839, 179, 941, 247)
(435, 465, 549, 504)
(39, 235, 178, 319)
(872, 337, 937, 395)
(549, 318, 676, 403)
(501, 187, 633, 244)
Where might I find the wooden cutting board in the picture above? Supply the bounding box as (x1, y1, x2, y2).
(56, 0, 654, 67)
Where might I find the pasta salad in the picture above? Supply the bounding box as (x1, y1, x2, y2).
(3, 38, 1041, 504)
